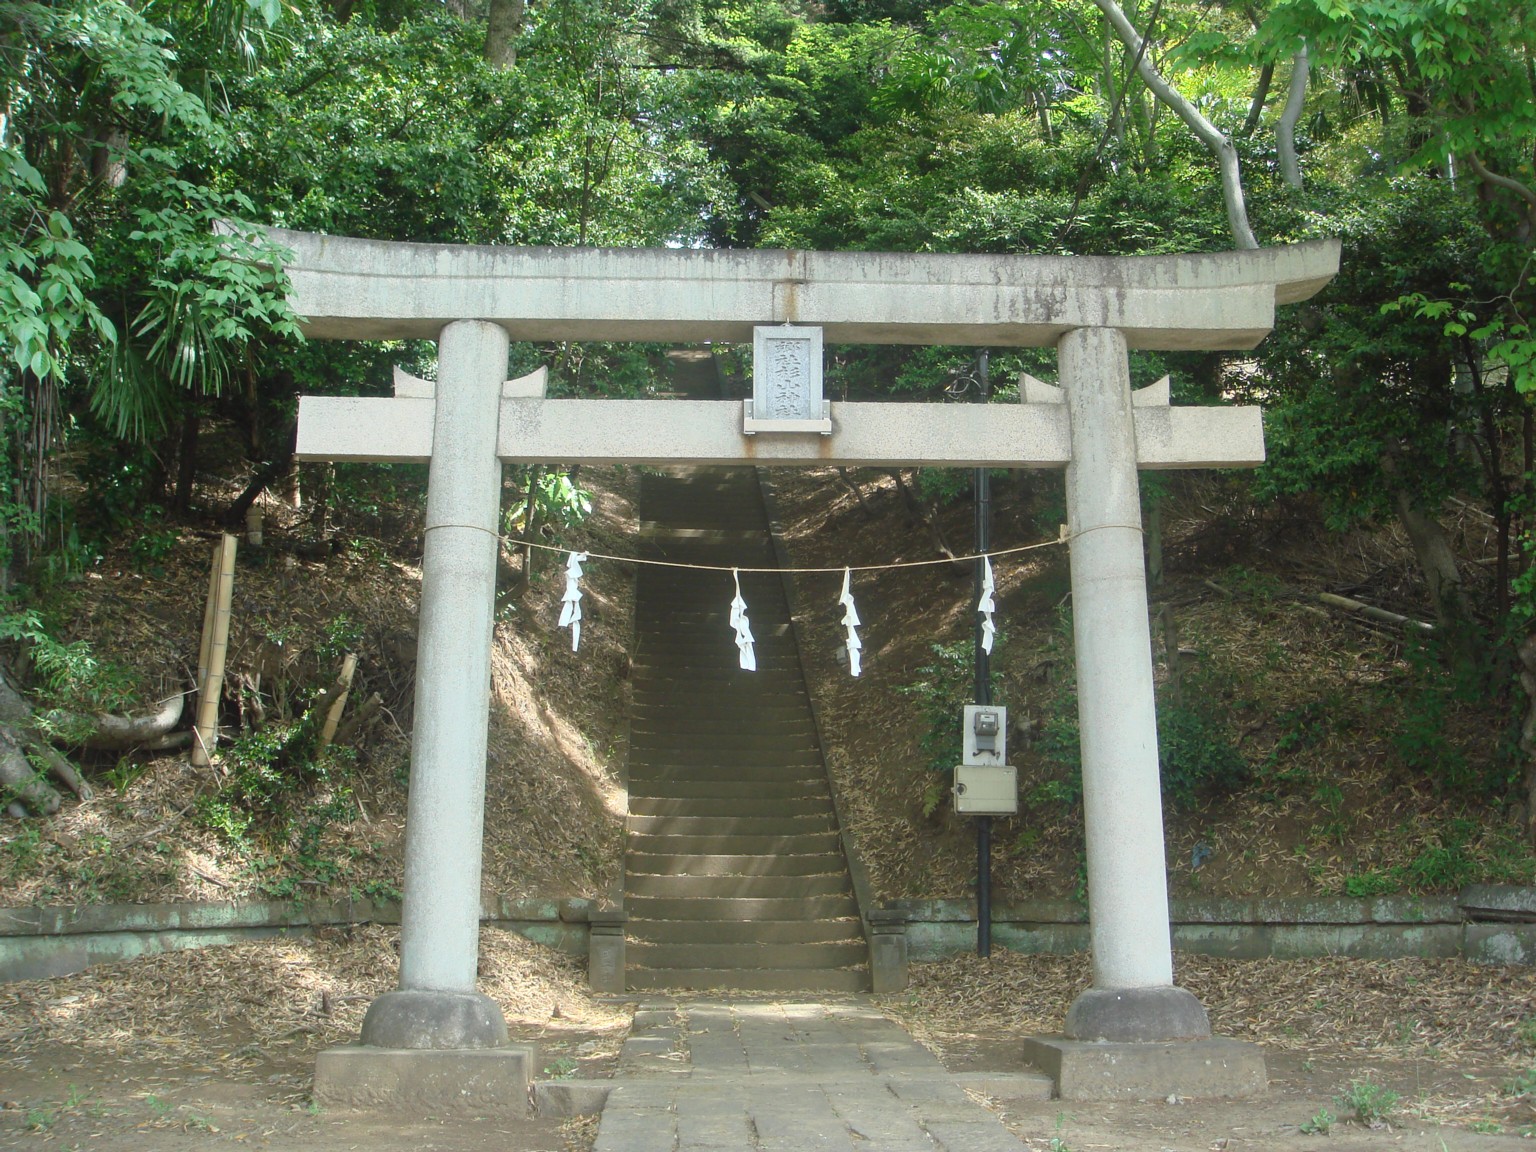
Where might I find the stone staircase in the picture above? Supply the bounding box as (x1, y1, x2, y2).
(623, 466, 868, 992)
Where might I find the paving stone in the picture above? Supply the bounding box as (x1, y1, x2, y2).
(923, 1119, 1031, 1152)
(592, 997, 1032, 1152)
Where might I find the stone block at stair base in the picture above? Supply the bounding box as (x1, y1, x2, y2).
(1021, 1036, 1266, 1101)
(313, 1044, 534, 1113)
(868, 910, 909, 993)
(587, 908, 627, 994)
(533, 1080, 614, 1117)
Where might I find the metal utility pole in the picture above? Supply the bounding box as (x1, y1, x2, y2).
(973, 349, 993, 958)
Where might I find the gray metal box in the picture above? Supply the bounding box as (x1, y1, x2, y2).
(953, 764, 1018, 815)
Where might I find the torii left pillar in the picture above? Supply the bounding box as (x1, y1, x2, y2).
(361, 320, 509, 1049)
(315, 321, 528, 1109)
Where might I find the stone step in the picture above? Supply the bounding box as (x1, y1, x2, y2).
(628, 796, 832, 818)
(628, 733, 819, 752)
(628, 770, 827, 788)
(626, 851, 846, 876)
(625, 917, 862, 945)
(630, 706, 815, 726)
(627, 765, 827, 784)
(629, 670, 805, 686)
(627, 832, 842, 855)
(632, 617, 789, 632)
(627, 750, 823, 771)
(639, 568, 782, 580)
(629, 659, 804, 676)
(627, 814, 835, 837)
(637, 524, 771, 538)
(628, 940, 868, 970)
(636, 601, 787, 617)
(631, 688, 808, 706)
(625, 967, 870, 993)
(626, 779, 829, 800)
(633, 619, 791, 630)
(625, 872, 852, 899)
(635, 627, 795, 644)
(628, 744, 823, 761)
(629, 717, 816, 738)
(631, 649, 797, 666)
(631, 687, 806, 703)
(626, 894, 860, 920)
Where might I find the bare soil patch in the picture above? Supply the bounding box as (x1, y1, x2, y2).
(0, 927, 624, 1151)
(886, 952, 1536, 1146)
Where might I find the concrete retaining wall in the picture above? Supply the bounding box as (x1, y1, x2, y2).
(7, 885, 1535, 984)
(893, 886, 1536, 965)
(0, 896, 591, 982)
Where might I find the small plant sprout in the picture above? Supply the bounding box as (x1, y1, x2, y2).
(1299, 1107, 1333, 1135)
(1335, 1078, 1400, 1129)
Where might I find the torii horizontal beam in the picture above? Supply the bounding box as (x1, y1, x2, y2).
(295, 392, 1264, 469)
(258, 225, 1340, 351)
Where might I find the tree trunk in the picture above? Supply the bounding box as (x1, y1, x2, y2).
(1241, 60, 1274, 138)
(1391, 488, 1482, 664)
(835, 468, 876, 520)
(0, 672, 187, 814)
(884, 469, 966, 573)
(0, 727, 60, 815)
(1277, 45, 1309, 190)
(174, 404, 200, 513)
(1518, 635, 1536, 849)
(223, 418, 297, 529)
(485, 0, 526, 69)
(1090, 0, 1260, 249)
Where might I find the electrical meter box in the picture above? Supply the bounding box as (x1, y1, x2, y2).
(962, 704, 1007, 767)
(953, 764, 1018, 815)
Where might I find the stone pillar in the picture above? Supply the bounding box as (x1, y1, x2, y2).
(587, 906, 627, 994)
(867, 908, 910, 994)
(1058, 326, 1208, 1043)
(360, 320, 510, 1050)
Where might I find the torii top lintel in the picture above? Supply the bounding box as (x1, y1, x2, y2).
(266, 227, 1340, 351)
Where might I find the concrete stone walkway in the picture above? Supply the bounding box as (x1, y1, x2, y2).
(593, 998, 1035, 1152)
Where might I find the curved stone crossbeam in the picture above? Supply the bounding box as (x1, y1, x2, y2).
(257, 225, 1339, 350)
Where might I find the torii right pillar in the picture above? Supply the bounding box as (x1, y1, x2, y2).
(1023, 324, 1267, 1100)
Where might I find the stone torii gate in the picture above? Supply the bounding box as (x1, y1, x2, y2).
(274, 229, 1339, 1100)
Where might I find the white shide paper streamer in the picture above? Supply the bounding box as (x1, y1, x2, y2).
(729, 568, 756, 671)
(558, 551, 589, 652)
(837, 567, 862, 677)
(978, 555, 996, 655)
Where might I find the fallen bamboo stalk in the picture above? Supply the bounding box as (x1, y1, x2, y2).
(1317, 592, 1433, 634)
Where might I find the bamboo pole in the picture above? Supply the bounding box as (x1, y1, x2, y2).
(191, 534, 238, 769)
(317, 653, 357, 751)
(1317, 592, 1434, 634)
(196, 541, 221, 691)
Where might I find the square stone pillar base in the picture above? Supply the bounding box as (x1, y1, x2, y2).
(314, 1044, 535, 1113)
(587, 906, 627, 994)
(1021, 1036, 1266, 1101)
(867, 908, 909, 993)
